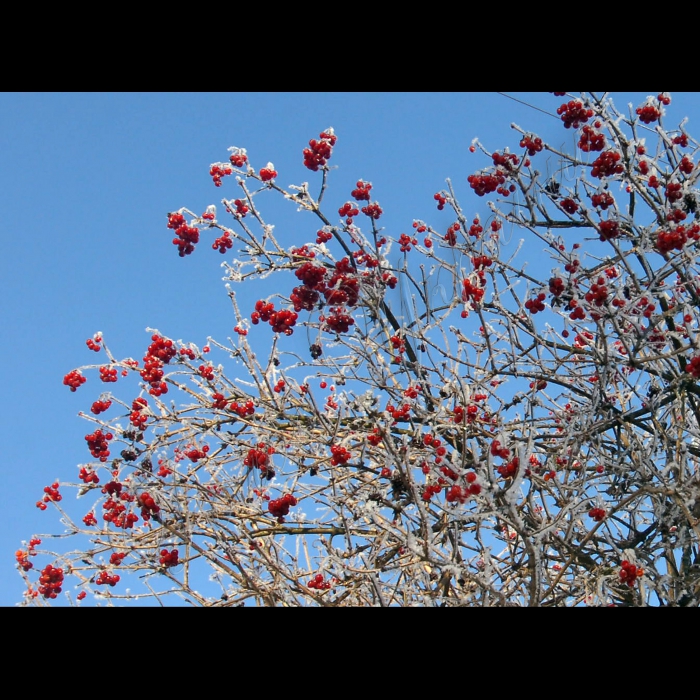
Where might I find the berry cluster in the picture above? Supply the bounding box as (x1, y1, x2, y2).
(230, 399, 255, 417)
(316, 227, 333, 244)
(561, 198, 578, 214)
(468, 172, 505, 197)
(85, 429, 113, 462)
(99, 366, 118, 383)
(525, 293, 546, 314)
(434, 192, 447, 210)
(591, 192, 615, 210)
(636, 103, 661, 124)
(198, 364, 215, 381)
(303, 129, 337, 171)
(167, 212, 200, 257)
(63, 369, 87, 392)
(244, 443, 276, 479)
(619, 560, 643, 587)
(137, 492, 160, 520)
(210, 163, 233, 187)
(445, 222, 460, 246)
(361, 202, 383, 220)
(228, 147, 248, 167)
(268, 493, 298, 523)
(308, 573, 332, 590)
(330, 445, 351, 466)
(212, 231, 233, 254)
(38, 564, 64, 599)
(96, 571, 120, 586)
(78, 466, 100, 484)
(520, 134, 543, 156)
(398, 233, 417, 252)
(130, 397, 149, 428)
(588, 507, 606, 521)
(656, 222, 700, 254)
(159, 549, 179, 567)
(91, 399, 112, 415)
(578, 125, 606, 152)
(86, 334, 102, 352)
(590, 150, 624, 179)
(338, 201, 360, 225)
(321, 307, 354, 334)
(251, 300, 299, 336)
(259, 163, 277, 182)
(557, 100, 593, 129)
(184, 445, 210, 463)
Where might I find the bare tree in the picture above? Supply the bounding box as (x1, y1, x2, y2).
(18, 93, 700, 606)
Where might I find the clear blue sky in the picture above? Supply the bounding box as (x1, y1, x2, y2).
(4, 92, 699, 605)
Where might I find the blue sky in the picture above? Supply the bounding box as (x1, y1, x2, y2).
(4, 92, 700, 606)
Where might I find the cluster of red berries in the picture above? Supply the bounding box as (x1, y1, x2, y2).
(78, 467, 100, 484)
(85, 429, 113, 462)
(525, 293, 546, 314)
(130, 397, 149, 428)
(619, 560, 643, 587)
(212, 231, 233, 254)
(588, 507, 606, 522)
(585, 277, 609, 307)
(453, 403, 480, 424)
(330, 445, 351, 466)
(386, 402, 411, 423)
(422, 483, 442, 502)
(268, 493, 298, 523)
(685, 355, 700, 378)
(167, 212, 200, 257)
(492, 150, 519, 171)
(673, 133, 689, 147)
(590, 150, 624, 179)
(137, 492, 160, 520)
(185, 445, 210, 463)
(656, 223, 700, 254)
(468, 172, 505, 197)
(96, 571, 120, 586)
(462, 277, 486, 307)
(591, 191, 615, 210)
(434, 192, 447, 210)
(578, 124, 606, 152)
(316, 227, 333, 244)
(351, 179, 372, 201)
(665, 182, 683, 203)
(259, 163, 277, 182)
(99, 366, 118, 383)
(549, 276, 565, 297)
(636, 103, 661, 124)
(361, 202, 383, 220)
(321, 307, 355, 334)
(16, 539, 41, 572)
(273, 379, 285, 394)
(445, 477, 482, 503)
(198, 364, 215, 381)
(598, 219, 622, 241)
(520, 134, 543, 156)
(303, 129, 336, 171)
(228, 147, 248, 167)
(338, 201, 360, 225)
(398, 233, 418, 252)
(210, 163, 233, 187)
(86, 335, 102, 352)
(308, 573, 332, 590)
(561, 198, 578, 214)
(63, 369, 87, 392)
(230, 399, 255, 417)
(38, 564, 64, 599)
(244, 444, 276, 479)
(557, 100, 593, 129)
(159, 548, 179, 567)
(91, 399, 112, 415)
(445, 222, 460, 246)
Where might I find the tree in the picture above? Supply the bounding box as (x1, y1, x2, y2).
(17, 92, 700, 606)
